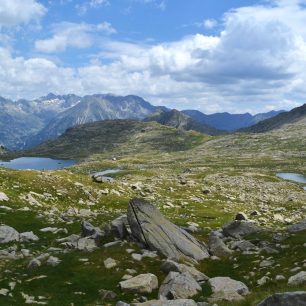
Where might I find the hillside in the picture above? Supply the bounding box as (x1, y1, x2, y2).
(25, 95, 164, 148)
(182, 109, 284, 131)
(240, 103, 306, 133)
(144, 109, 225, 136)
(21, 120, 207, 159)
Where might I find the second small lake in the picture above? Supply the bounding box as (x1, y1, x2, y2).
(276, 172, 306, 190)
(0, 157, 75, 171)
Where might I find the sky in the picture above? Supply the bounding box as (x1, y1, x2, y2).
(1, 0, 306, 114)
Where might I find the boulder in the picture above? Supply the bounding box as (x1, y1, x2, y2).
(158, 272, 201, 300)
(288, 219, 306, 233)
(208, 232, 232, 257)
(222, 220, 260, 238)
(106, 215, 129, 239)
(257, 291, 306, 306)
(92, 174, 114, 183)
(133, 300, 198, 306)
(127, 199, 209, 261)
(235, 212, 248, 221)
(81, 221, 104, 243)
(0, 225, 19, 244)
(19, 231, 39, 242)
(208, 276, 249, 302)
(160, 260, 208, 282)
(120, 273, 158, 294)
(288, 271, 306, 286)
(0, 192, 9, 202)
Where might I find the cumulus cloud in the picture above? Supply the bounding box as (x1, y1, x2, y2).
(2, 0, 306, 113)
(0, 0, 46, 27)
(35, 22, 116, 53)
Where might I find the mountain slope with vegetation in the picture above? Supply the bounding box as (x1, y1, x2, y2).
(144, 109, 225, 136)
(239, 103, 306, 133)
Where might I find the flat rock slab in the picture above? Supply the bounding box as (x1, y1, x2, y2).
(257, 291, 306, 306)
(222, 220, 260, 238)
(127, 199, 209, 261)
(120, 273, 158, 294)
(0, 225, 19, 244)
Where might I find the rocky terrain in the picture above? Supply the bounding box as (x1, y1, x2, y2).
(0, 108, 305, 305)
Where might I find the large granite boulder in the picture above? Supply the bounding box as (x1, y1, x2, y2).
(158, 272, 201, 300)
(257, 291, 306, 306)
(127, 199, 209, 261)
(0, 225, 19, 244)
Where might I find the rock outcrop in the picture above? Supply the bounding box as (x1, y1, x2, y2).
(127, 199, 209, 261)
(257, 291, 306, 306)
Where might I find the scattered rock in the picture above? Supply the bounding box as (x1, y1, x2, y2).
(133, 300, 198, 306)
(99, 289, 117, 301)
(257, 291, 306, 306)
(158, 272, 201, 300)
(104, 257, 117, 269)
(288, 271, 306, 286)
(120, 273, 158, 294)
(0, 225, 19, 244)
(208, 232, 232, 257)
(0, 192, 9, 202)
(288, 219, 306, 233)
(222, 220, 260, 239)
(19, 231, 39, 242)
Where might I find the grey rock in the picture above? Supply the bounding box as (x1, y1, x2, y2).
(127, 199, 209, 262)
(28, 258, 41, 270)
(116, 302, 130, 306)
(161, 260, 209, 282)
(257, 291, 306, 306)
(106, 214, 129, 239)
(288, 271, 306, 286)
(222, 220, 260, 238)
(92, 174, 114, 183)
(76, 237, 98, 252)
(99, 289, 117, 301)
(0, 192, 9, 201)
(235, 212, 248, 221)
(46, 256, 61, 267)
(120, 273, 158, 294)
(104, 257, 117, 269)
(208, 232, 232, 257)
(288, 219, 306, 233)
(81, 221, 104, 243)
(19, 231, 39, 242)
(208, 276, 249, 302)
(158, 272, 201, 300)
(0, 225, 19, 244)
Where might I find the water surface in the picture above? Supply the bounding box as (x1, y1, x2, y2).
(0, 157, 75, 170)
(276, 172, 306, 190)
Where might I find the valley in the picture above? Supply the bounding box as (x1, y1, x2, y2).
(0, 107, 305, 305)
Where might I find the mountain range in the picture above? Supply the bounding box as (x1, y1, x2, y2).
(0, 93, 288, 150)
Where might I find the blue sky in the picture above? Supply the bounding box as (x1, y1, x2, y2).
(1, 0, 306, 113)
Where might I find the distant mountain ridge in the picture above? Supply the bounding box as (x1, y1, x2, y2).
(182, 109, 285, 131)
(239, 103, 306, 133)
(144, 109, 225, 136)
(0, 92, 288, 150)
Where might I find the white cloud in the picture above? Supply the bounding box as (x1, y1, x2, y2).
(3, 0, 306, 114)
(0, 0, 46, 27)
(76, 0, 109, 15)
(202, 19, 217, 29)
(35, 22, 116, 53)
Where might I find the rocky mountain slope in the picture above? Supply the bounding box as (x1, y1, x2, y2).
(182, 109, 284, 131)
(144, 109, 225, 136)
(239, 103, 306, 133)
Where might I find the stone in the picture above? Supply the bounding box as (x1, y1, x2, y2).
(46, 256, 61, 267)
(107, 215, 129, 239)
(222, 220, 260, 238)
(120, 273, 158, 294)
(288, 271, 306, 286)
(288, 219, 306, 233)
(28, 258, 41, 270)
(0, 225, 19, 244)
(104, 257, 117, 269)
(99, 289, 117, 301)
(257, 291, 306, 306)
(76, 237, 98, 252)
(158, 272, 201, 300)
(116, 302, 130, 306)
(19, 231, 39, 242)
(208, 232, 232, 258)
(92, 174, 114, 183)
(0, 288, 9, 296)
(208, 277, 249, 301)
(127, 199, 209, 262)
(235, 212, 248, 221)
(0, 192, 9, 201)
(133, 300, 198, 306)
(81, 221, 104, 243)
(160, 260, 209, 282)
